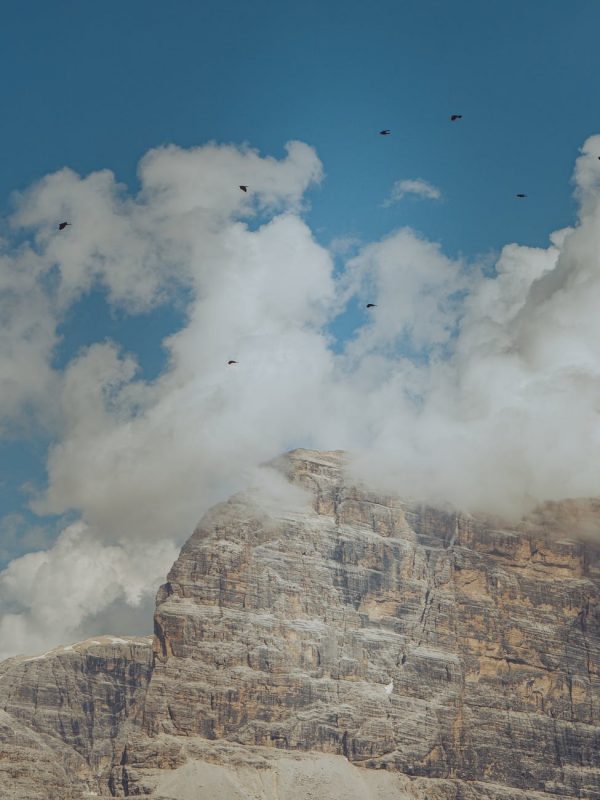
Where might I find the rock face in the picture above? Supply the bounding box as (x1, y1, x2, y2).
(1, 449, 600, 799)
(0, 636, 153, 798)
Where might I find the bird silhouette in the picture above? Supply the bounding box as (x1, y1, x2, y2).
(239, 185, 248, 192)
(58, 222, 71, 230)
(379, 129, 391, 135)
(450, 114, 462, 121)
(227, 360, 238, 365)
(366, 303, 377, 308)
(516, 193, 527, 198)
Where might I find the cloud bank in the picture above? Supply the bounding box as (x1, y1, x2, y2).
(1, 136, 600, 657)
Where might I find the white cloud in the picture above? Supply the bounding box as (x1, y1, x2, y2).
(0, 140, 329, 656)
(341, 227, 467, 356)
(0, 515, 49, 566)
(0, 522, 178, 660)
(2, 136, 600, 658)
(0, 244, 60, 435)
(382, 178, 442, 207)
(348, 141, 600, 512)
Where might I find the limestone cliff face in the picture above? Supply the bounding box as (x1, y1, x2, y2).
(136, 450, 600, 799)
(1, 449, 599, 799)
(0, 636, 153, 799)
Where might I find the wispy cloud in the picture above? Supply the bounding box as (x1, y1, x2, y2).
(382, 178, 442, 207)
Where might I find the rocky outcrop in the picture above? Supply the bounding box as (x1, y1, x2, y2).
(1, 449, 599, 799)
(0, 636, 153, 798)
(134, 450, 600, 798)
(0, 708, 88, 800)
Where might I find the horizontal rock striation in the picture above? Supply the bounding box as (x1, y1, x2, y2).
(1, 449, 599, 799)
(132, 449, 600, 799)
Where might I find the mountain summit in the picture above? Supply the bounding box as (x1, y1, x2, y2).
(1, 449, 599, 799)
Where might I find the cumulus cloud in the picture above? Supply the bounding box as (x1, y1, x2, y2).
(0, 244, 60, 434)
(0, 522, 178, 660)
(0, 515, 49, 567)
(341, 228, 467, 356)
(0, 140, 332, 656)
(348, 148, 600, 512)
(2, 135, 600, 657)
(382, 178, 442, 207)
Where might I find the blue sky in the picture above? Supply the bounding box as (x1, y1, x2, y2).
(0, 0, 596, 363)
(2, 0, 598, 250)
(3, 0, 600, 653)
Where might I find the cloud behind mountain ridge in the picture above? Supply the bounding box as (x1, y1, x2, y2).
(1, 135, 600, 658)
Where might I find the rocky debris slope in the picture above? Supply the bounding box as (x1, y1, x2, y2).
(0, 449, 599, 799)
(0, 636, 153, 799)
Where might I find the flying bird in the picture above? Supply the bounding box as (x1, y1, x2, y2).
(58, 222, 71, 230)
(516, 193, 527, 198)
(379, 129, 391, 135)
(366, 303, 377, 308)
(450, 114, 462, 121)
(239, 185, 248, 192)
(227, 360, 238, 365)
(384, 680, 394, 695)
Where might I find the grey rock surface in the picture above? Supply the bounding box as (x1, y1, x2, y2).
(0, 635, 153, 798)
(1, 449, 599, 799)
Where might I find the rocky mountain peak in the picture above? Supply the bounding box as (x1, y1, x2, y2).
(1, 449, 599, 799)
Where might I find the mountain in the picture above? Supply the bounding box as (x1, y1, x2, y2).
(1, 449, 599, 799)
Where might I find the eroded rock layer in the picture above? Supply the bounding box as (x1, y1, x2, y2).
(135, 450, 600, 798)
(0, 449, 599, 799)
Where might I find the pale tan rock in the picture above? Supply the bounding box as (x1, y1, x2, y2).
(1, 449, 599, 799)
(0, 708, 89, 799)
(132, 449, 600, 799)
